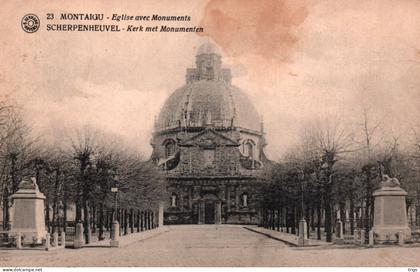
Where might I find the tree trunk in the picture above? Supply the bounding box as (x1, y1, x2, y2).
(130, 208, 134, 233)
(148, 211, 151, 230)
(45, 198, 51, 233)
(3, 187, 10, 230)
(324, 173, 333, 242)
(52, 169, 61, 234)
(91, 205, 96, 234)
(105, 210, 110, 231)
(63, 191, 68, 233)
(317, 204, 321, 240)
(137, 210, 140, 232)
(364, 167, 372, 243)
(11, 155, 17, 193)
(339, 201, 346, 234)
(310, 207, 315, 231)
(141, 211, 144, 231)
(350, 198, 355, 235)
(280, 207, 283, 232)
(305, 205, 310, 238)
(291, 208, 296, 235)
(98, 204, 104, 240)
(124, 209, 128, 235)
(83, 200, 91, 244)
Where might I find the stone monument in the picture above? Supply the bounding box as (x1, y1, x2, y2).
(372, 175, 411, 242)
(9, 177, 46, 244)
(298, 218, 308, 246)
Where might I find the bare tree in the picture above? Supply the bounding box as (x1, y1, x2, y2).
(65, 126, 99, 244)
(304, 118, 355, 242)
(0, 105, 37, 230)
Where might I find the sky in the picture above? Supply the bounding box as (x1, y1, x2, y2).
(1, 0, 420, 161)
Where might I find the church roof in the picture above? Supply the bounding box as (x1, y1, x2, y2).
(156, 81, 261, 132)
(155, 43, 262, 133)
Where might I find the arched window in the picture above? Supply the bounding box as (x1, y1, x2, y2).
(164, 139, 176, 158)
(242, 193, 248, 207)
(243, 140, 255, 159)
(171, 193, 177, 207)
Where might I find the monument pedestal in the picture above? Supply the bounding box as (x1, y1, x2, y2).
(372, 176, 411, 243)
(9, 178, 46, 244)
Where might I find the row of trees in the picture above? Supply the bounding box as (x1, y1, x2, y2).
(261, 108, 420, 242)
(0, 101, 167, 244)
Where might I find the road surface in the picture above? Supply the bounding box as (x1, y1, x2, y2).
(0, 225, 419, 266)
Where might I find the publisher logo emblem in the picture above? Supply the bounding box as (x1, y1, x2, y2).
(21, 14, 40, 33)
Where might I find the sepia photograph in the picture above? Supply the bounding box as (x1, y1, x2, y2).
(1, 0, 420, 269)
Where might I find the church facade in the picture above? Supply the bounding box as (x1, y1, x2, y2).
(151, 43, 270, 224)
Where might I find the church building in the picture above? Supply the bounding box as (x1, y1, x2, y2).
(151, 43, 270, 224)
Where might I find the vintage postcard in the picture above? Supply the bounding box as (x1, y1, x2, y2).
(0, 0, 420, 269)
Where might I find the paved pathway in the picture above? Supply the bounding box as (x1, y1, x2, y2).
(1, 225, 420, 266)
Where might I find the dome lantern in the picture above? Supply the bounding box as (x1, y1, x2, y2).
(186, 42, 231, 84)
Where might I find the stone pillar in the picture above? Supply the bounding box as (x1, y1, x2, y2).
(372, 176, 411, 242)
(110, 221, 120, 247)
(15, 232, 22, 249)
(353, 229, 359, 243)
(53, 232, 59, 247)
(45, 233, 50, 250)
(61, 232, 66, 248)
(158, 202, 164, 227)
(369, 230, 374, 246)
(360, 230, 366, 244)
(74, 222, 84, 248)
(9, 178, 46, 244)
(215, 201, 222, 224)
(335, 220, 344, 245)
(298, 219, 308, 247)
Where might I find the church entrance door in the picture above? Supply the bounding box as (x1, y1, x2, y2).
(204, 202, 215, 224)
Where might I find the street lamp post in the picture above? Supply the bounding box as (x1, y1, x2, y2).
(299, 170, 305, 221)
(110, 175, 120, 247)
(298, 170, 307, 246)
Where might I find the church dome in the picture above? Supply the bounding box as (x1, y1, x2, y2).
(155, 43, 262, 133)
